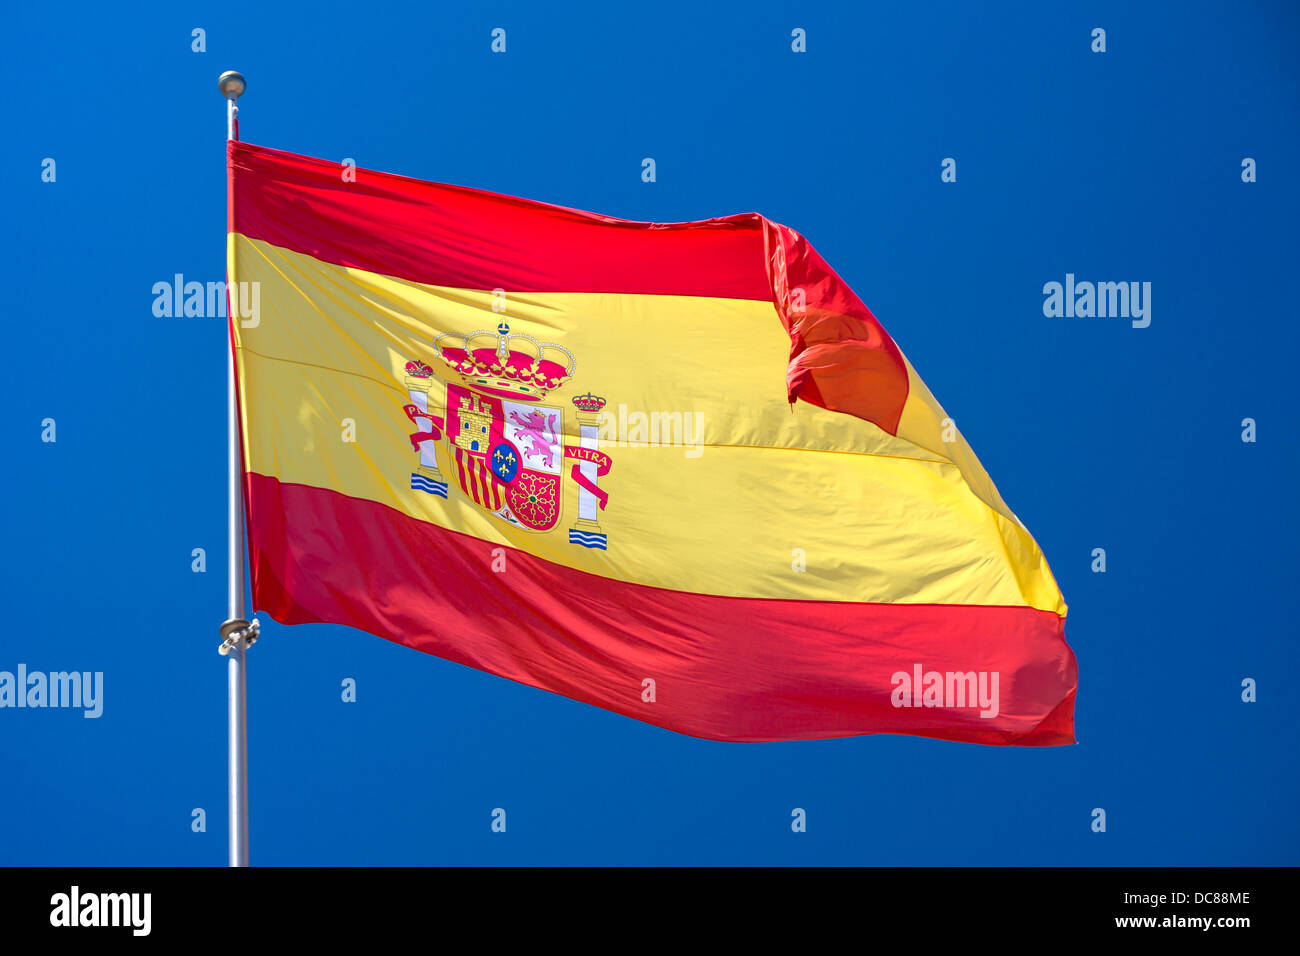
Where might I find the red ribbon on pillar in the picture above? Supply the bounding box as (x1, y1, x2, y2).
(564, 445, 613, 510)
(404, 404, 444, 451)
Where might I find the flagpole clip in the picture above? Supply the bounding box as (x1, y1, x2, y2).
(218, 617, 260, 656)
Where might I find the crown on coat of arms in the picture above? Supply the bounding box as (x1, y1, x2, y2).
(433, 323, 576, 401)
(571, 392, 606, 413)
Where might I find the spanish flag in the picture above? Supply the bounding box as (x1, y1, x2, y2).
(228, 142, 1077, 745)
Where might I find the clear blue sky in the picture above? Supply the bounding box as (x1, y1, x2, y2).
(2, 0, 1297, 865)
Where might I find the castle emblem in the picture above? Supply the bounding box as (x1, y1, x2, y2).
(400, 323, 612, 550)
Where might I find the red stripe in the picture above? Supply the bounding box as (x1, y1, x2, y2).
(454, 448, 470, 498)
(230, 140, 769, 300)
(467, 456, 482, 503)
(228, 141, 910, 435)
(245, 474, 1077, 745)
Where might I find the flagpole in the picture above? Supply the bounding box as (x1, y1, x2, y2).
(217, 70, 256, 868)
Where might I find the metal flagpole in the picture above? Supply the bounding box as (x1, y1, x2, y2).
(217, 70, 258, 868)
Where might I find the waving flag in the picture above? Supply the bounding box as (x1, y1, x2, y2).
(227, 142, 1076, 745)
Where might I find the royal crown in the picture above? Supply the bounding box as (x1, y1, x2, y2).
(432, 322, 576, 401)
(571, 392, 606, 413)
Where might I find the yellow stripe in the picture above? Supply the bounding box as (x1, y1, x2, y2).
(230, 234, 1066, 613)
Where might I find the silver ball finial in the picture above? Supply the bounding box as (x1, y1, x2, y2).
(218, 71, 246, 99)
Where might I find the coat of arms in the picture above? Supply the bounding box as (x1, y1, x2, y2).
(400, 323, 612, 550)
